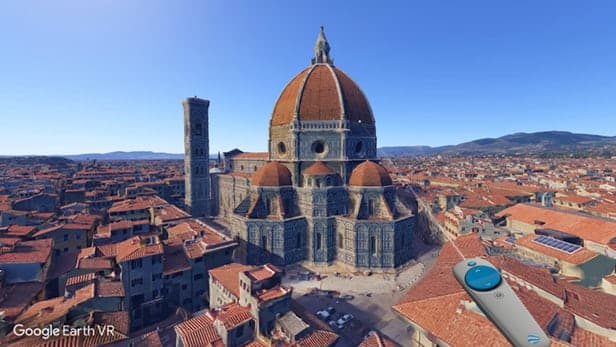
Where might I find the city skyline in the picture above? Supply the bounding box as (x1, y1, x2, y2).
(2, 1, 615, 156)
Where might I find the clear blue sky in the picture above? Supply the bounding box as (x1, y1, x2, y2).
(1, 1, 615, 155)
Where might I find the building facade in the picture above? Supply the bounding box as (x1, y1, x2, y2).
(183, 97, 211, 218)
(209, 28, 416, 271)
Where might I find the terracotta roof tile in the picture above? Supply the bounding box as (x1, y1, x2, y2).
(571, 327, 616, 347)
(209, 263, 253, 298)
(514, 234, 598, 265)
(93, 311, 130, 336)
(358, 332, 397, 347)
(349, 161, 392, 187)
(296, 329, 339, 347)
(174, 313, 223, 347)
(0, 282, 43, 322)
(16, 283, 95, 328)
(271, 67, 311, 126)
(96, 280, 125, 297)
(66, 272, 96, 287)
(304, 161, 336, 176)
(497, 204, 616, 245)
(233, 152, 269, 159)
(251, 162, 293, 187)
(211, 303, 253, 329)
(0, 238, 52, 264)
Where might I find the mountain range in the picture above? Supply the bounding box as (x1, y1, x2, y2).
(377, 131, 616, 157)
(62, 151, 185, 161)
(3, 131, 615, 160)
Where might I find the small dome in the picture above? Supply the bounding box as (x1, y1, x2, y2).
(349, 161, 392, 187)
(304, 161, 335, 176)
(252, 162, 293, 187)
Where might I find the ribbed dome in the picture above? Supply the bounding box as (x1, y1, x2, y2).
(304, 161, 335, 175)
(251, 162, 292, 187)
(349, 161, 392, 187)
(270, 64, 374, 127)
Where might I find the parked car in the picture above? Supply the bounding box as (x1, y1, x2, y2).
(318, 306, 336, 319)
(316, 310, 330, 319)
(336, 313, 354, 325)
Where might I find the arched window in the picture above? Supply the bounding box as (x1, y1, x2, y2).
(296, 233, 301, 249)
(370, 236, 377, 254)
(368, 199, 376, 215)
(261, 235, 267, 250)
(337, 233, 343, 248)
(316, 233, 322, 250)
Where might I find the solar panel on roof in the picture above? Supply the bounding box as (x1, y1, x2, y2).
(532, 235, 582, 254)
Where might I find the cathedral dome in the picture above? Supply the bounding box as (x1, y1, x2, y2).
(270, 27, 374, 127)
(252, 162, 293, 187)
(349, 160, 392, 187)
(304, 161, 335, 176)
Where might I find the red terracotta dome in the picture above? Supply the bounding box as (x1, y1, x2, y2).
(349, 161, 392, 187)
(251, 162, 293, 187)
(304, 161, 335, 176)
(270, 64, 374, 127)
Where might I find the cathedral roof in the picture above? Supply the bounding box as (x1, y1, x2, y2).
(304, 161, 335, 176)
(251, 161, 293, 187)
(349, 161, 392, 187)
(270, 27, 374, 127)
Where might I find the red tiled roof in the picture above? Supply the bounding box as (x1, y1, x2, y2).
(174, 314, 223, 347)
(358, 332, 397, 347)
(514, 234, 597, 265)
(114, 236, 163, 263)
(16, 283, 95, 327)
(209, 263, 253, 298)
(490, 256, 564, 299)
(256, 286, 291, 303)
(349, 161, 392, 187)
(251, 162, 292, 187)
(96, 280, 125, 297)
(561, 282, 616, 329)
(245, 263, 282, 282)
(4, 225, 36, 237)
(0, 238, 52, 264)
(497, 204, 616, 245)
(233, 152, 269, 159)
(93, 311, 130, 336)
(0, 282, 43, 321)
(78, 257, 113, 270)
(393, 292, 510, 347)
(571, 327, 616, 347)
(211, 303, 253, 329)
(66, 272, 96, 286)
(304, 161, 335, 176)
(296, 329, 339, 347)
(163, 241, 192, 275)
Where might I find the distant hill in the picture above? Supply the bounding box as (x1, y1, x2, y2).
(377, 131, 616, 157)
(63, 151, 185, 161)
(0, 156, 75, 167)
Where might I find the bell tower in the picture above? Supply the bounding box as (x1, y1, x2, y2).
(183, 97, 210, 218)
